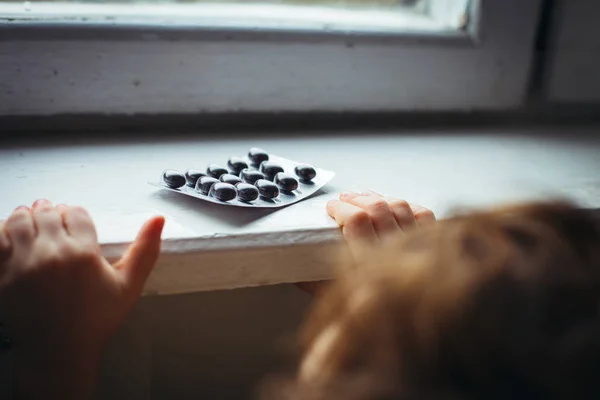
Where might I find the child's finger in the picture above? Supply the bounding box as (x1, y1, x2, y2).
(364, 192, 417, 231)
(61, 206, 98, 248)
(115, 216, 165, 296)
(365, 191, 436, 227)
(409, 204, 436, 226)
(32, 198, 51, 209)
(327, 200, 378, 245)
(0, 221, 12, 262)
(32, 201, 65, 238)
(327, 200, 379, 265)
(385, 198, 417, 230)
(340, 192, 400, 237)
(4, 207, 36, 253)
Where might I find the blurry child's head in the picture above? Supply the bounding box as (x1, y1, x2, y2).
(271, 202, 600, 400)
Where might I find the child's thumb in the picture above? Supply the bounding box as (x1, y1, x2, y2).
(116, 216, 165, 294)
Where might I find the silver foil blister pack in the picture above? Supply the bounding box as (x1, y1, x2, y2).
(149, 148, 335, 208)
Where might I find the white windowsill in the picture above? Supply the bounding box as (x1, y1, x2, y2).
(4, 125, 598, 295)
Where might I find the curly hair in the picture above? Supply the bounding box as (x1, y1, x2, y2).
(263, 202, 600, 400)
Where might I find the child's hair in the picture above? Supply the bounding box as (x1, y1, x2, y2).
(263, 202, 600, 400)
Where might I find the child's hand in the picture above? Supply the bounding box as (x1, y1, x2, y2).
(326, 190, 435, 265)
(297, 191, 435, 296)
(0, 199, 164, 398)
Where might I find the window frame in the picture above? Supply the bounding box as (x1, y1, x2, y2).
(0, 0, 543, 116)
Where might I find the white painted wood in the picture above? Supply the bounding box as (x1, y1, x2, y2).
(545, 1, 600, 102)
(427, 0, 470, 29)
(0, 0, 542, 114)
(0, 3, 443, 33)
(1, 127, 600, 294)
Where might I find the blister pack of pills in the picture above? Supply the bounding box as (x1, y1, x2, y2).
(149, 148, 335, 208)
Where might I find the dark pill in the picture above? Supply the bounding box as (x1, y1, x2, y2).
(294, 164, 317, 182)
(162, 170, 186, 189)
(259, 161, 285, 181)
(206, 164, 228, 179)
(236, 183, 259, 202)
(274, 172, 299, 192)
(220, 174, 242, 186)
(185, 169, 205, 187)
(248, 147, 269, 166)
(240, 169, 265, 185)
(255, 179, 280, 199)
(196, 176, 219, 195)
(227, 157, 249, 175)
(209, 182, 238, 202)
